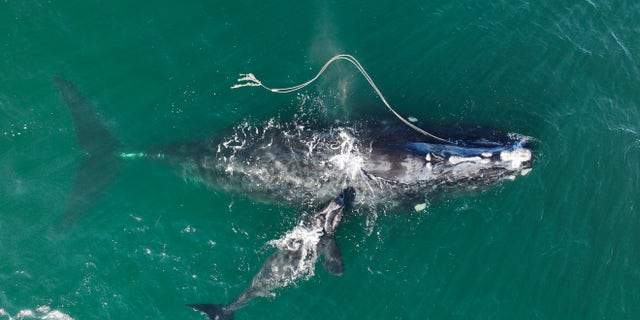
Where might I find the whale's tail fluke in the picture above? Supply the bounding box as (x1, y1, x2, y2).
(54, 77, 121, 228)
(187, 304, 234, 320)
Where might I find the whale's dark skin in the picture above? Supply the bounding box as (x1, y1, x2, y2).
(54, 77, 121, 228)
(157, 118, 532, 212)
(188, 187, 356, 320)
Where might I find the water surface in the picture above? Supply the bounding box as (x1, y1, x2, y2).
(1, 1, 639, 319)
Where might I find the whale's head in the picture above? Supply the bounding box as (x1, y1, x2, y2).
(315, 187, 355, 235)
(361, 132, 533, 197)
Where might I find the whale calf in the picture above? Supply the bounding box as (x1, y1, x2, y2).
(188, 187, 356, 320)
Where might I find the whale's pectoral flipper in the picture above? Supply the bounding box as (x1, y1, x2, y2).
(187, 304, 234, 320)
(319, 235, 344, 276)
(54, 77, 121, 228)
(318, 187, 354, 276)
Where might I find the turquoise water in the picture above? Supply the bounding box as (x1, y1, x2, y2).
(1, 1, 639, 319)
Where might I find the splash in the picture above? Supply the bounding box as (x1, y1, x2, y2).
(0, 306, 73, 320)
(265, 223, 324, 287)
(327, 128, 364, 180)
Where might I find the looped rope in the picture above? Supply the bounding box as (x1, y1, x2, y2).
(231, 54, 451, 143)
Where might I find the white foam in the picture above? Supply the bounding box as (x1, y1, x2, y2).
(17, 309, 35, 318)
(0, 306, 73, 320)
(41, 310, 73, 320)
(266, 224, 324, 286)
(414, 203, 427, 212)
(327, 129, 363, 179)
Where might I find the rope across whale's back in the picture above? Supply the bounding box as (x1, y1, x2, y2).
(230, 54, 451, 144)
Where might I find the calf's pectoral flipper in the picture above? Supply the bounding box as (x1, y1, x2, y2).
(54, 77, 121, 228)
(318, 235, 344, 276)
(317, 187, 354, 276)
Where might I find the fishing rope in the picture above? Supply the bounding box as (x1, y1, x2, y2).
(231, 54, 450, 143)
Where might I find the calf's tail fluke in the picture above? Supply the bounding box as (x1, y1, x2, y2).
(187, 304, 234, 320)
(54, 77, 121, 228)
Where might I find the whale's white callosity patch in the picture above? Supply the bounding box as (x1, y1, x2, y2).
(500, 148, 533, 170)
(448, 156, 485, 165)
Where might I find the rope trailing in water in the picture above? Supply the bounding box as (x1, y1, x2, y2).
(231, 54, 450, 143)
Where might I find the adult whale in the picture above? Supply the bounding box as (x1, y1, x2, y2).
(153, 117, 532, 213)
(188, 187, 356, 320)
(152, 54, 532, 212)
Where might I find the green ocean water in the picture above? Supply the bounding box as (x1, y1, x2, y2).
(1, 1, 639, 319)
